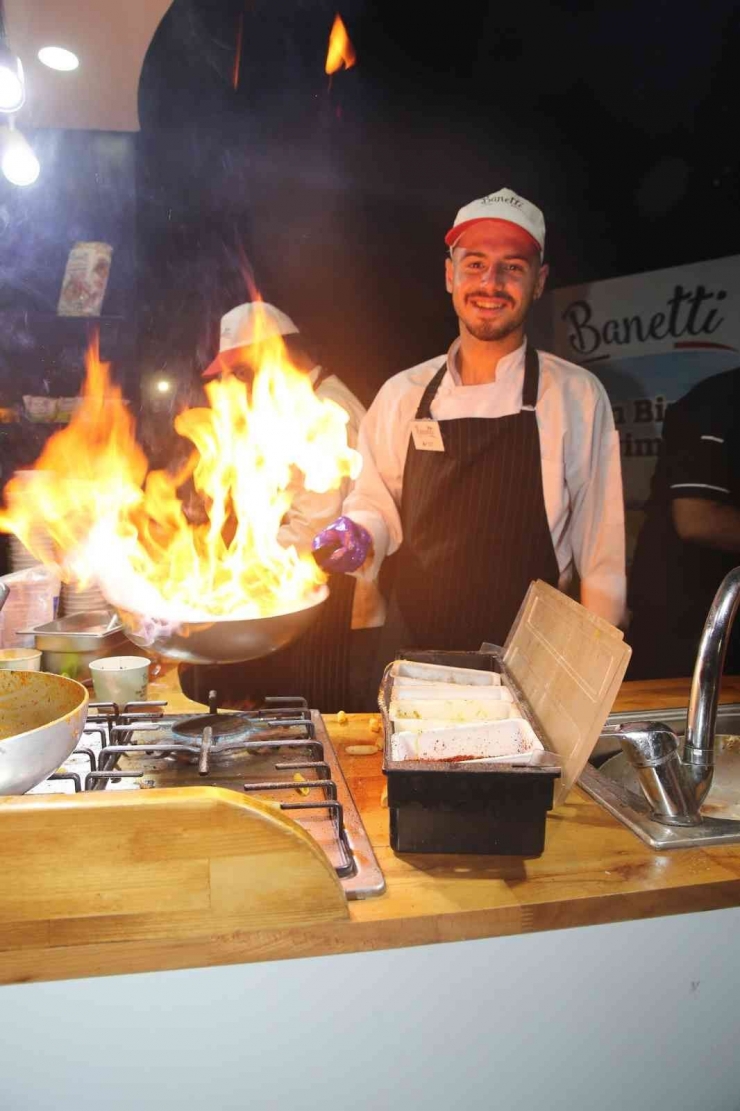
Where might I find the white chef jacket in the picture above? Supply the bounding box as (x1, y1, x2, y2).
(343, 339, 626, 628)
(277, 366, 365, 551)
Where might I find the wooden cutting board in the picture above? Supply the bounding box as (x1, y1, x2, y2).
(0, 787, 348, 947)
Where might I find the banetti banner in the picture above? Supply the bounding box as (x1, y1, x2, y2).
(532, 255, 740, 517)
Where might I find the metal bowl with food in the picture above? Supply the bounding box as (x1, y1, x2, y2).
(0, 670, 89, 794)
(115, 587, 329, 664)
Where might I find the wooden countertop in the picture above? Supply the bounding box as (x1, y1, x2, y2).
(3, 672, 740, 985)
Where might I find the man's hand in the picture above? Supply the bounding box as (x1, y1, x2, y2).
(311, 515, 373, 573)
(672, 498, 740, 553)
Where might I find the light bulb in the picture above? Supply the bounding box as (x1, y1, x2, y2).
(1, 128, 40, 186)
(155, 379, 172, 394)
(38, 47, 79, 72)
(0, 54, 24, 113)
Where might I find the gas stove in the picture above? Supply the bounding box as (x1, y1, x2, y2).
(29, 693, 385, 900)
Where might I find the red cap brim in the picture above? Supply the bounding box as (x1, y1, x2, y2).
(201, 347, 243, 380)
(444, 217, 541, 254)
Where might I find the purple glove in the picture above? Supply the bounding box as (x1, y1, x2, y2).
(311, 516, 373, 574)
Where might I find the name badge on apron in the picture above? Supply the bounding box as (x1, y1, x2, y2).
(411, 419, 445, 452)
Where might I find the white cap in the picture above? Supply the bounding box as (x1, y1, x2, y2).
(445, 188, 546, 257)
(202, 302, 299, 379)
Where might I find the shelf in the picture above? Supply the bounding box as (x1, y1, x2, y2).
(0, 312, 125, 340)
(0, 311, 125, 323)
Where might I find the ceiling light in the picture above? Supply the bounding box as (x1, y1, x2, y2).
(155, 379, 171, 394)
(0, 125, 40, 186)
(0, 47, 24, 113)
(38, 46, 79, 72)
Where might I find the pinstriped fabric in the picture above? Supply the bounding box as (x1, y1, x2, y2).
(181, 573, 356, 713)
(290, 573, 355, 710)
(391, 347, 559, 650)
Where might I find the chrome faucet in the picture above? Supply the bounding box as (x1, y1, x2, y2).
(683, 565, 740, 806)
(611, 566, 740, 826)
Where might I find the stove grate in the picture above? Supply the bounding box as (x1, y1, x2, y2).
(30, 693, 385, 898)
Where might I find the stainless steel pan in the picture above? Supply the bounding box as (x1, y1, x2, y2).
(115, 588, 328, 664)
(0, 670, 89, 794)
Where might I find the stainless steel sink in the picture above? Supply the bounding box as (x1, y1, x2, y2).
(580, 568, 740, 848)
(580, 702, 740, 848)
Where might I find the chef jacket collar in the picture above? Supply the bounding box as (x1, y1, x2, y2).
(445, 337, 528, 387)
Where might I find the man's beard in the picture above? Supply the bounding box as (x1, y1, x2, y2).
(463, 295, 529, 342)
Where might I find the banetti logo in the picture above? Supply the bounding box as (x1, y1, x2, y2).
(562, 284, 730, 360)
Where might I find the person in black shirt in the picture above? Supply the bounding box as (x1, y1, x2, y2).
(628, 367, 740, 679)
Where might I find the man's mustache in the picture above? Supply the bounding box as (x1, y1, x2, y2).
(466, 291, 514, 306)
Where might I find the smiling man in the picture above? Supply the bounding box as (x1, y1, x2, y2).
(313, 188, 626, 682)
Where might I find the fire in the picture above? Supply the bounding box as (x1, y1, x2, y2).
(0, 320, 361, 630)
(325, 13, 356, 75)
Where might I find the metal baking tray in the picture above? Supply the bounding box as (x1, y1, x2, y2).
(16, 609, 133, 681)
(17, 610, 123, 649)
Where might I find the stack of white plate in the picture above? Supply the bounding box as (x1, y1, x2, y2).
(6, 473, 57, 573)
(60, 581, 108, 616)
(8, 531, 57, 572)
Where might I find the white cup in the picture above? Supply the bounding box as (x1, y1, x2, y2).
(0, 648, 42, 671)
(89, 655, 150, 705)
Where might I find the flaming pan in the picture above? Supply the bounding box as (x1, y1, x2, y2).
(115, 587, 329, 665)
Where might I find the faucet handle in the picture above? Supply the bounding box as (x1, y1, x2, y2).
(604, 720, 701, 826)
(608, 721, 681, 768)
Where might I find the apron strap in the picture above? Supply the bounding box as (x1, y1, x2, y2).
(521, 344, 540, 410)
(415, 346, 541, 420)
(414, 362, 447, 420)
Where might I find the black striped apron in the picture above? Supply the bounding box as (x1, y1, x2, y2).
(386, 344, 559, 652)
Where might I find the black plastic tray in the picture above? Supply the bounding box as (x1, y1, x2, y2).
(380, 649, 561, 856)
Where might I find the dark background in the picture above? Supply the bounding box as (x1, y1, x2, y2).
(1, 0, 738, 444)
(135, 0, 740, 410)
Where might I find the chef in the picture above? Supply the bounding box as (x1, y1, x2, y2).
(200, 301, 367, 547)
(312, 188, 626, 676)
(180, 301, 374, 710)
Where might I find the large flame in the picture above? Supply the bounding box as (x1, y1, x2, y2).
(0, 321, 361, 628)
(325, 13, 356, 74)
